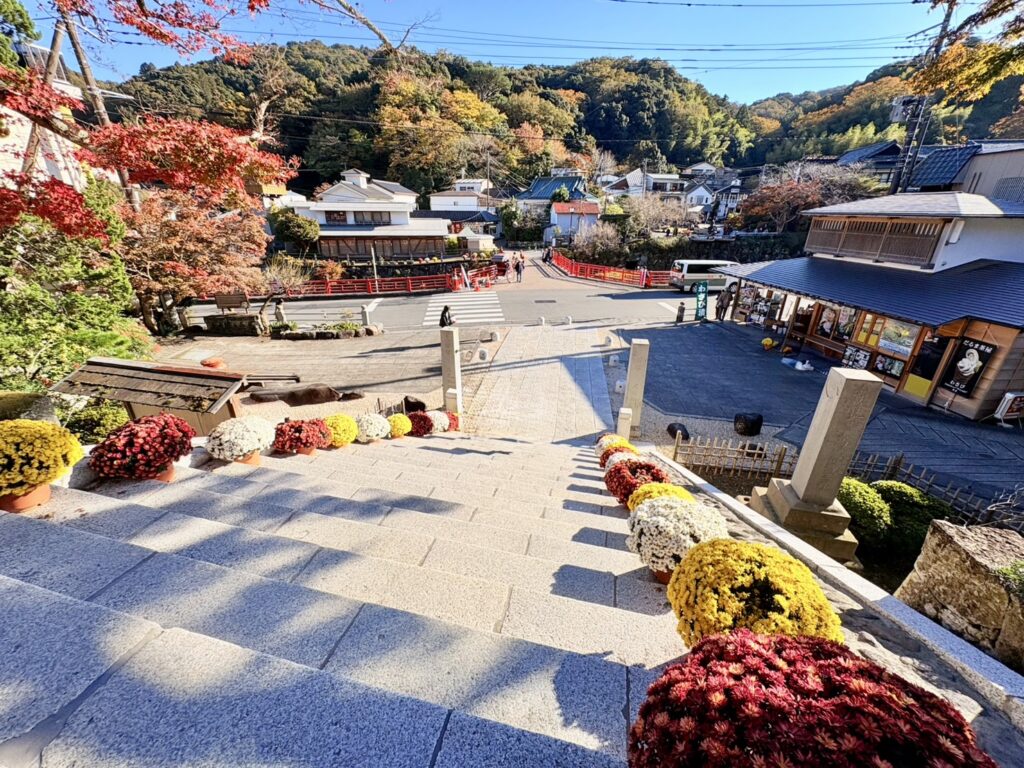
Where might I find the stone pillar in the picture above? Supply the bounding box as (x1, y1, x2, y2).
(749, 368, 882, 563)
(623, 339, 649, 439)
(440, 328, 463, 413)
(360, 304, 371, 326)
(617, 407, 632, 439)
(444, 388, 460, 413)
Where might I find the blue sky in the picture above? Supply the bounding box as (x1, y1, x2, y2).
(31, 0, 970, 102)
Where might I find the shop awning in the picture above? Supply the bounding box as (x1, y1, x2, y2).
(717, 257, 1024, 329)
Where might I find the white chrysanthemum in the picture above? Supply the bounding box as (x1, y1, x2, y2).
(355, 413, 390, 443)
(604, 451, 640, 475)
(596, 434, 628, 454)
(626, 497, 730, 574)
(425, 410, 450, 433)
(205, 416, 275, 461)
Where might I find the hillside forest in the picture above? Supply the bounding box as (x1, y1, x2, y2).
(108, 43, 1024, 198)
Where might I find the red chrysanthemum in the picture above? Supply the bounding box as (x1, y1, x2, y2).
(408, 411, 434, 437)
(600, 443, 638, 468)
(444, 411, 460, 431)
(605, 460, 669, 505)
(628, 630, 997, 768)
(272, 419, 330, 453)
(88, 413, 195, 479)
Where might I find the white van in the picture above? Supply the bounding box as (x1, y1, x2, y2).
(668, 260, 739, 293)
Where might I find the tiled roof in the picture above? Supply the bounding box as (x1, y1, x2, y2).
(716, 257, 1024, 328)
(974, 140, 1024, 155)
(909, 144, 981, 188)
(552, 202, 600, 215)
(517, 175, 589, 201)
(803, 192, 1024, 219)
(412, 210, 499, 223)
(836, 140, 900, 166)
(373, 180, 417, 196)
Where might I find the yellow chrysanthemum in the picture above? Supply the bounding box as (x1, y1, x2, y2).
(388, 413, 412, 439)
(0, 419, 84, 496)
(323, 414, 359, 448)
(626, 482, 695, 512)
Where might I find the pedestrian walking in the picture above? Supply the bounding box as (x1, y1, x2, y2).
(514, 257, 524, 283)
(715, 289, 733, 321)
(439, 305, 454, 328)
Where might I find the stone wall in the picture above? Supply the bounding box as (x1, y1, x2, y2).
(204, 313, 265, 336)
(896, 520, 1024, 671)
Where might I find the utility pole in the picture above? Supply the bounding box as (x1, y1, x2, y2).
(889, 0, 958, 194)
(21, 21, 66, 174)
(60, 11, 135, 198)
(641, 159, 647, 199)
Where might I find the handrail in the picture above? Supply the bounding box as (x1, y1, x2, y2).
(284, 274, 454, 297)
(550, 250, 670, 287)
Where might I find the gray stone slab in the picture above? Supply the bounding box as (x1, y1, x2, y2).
(473, 509, 613, 546)
(326, 605, 627, 757)
(0, 576, 157, 745)
(527, 535, 647, 578)
(128, 512, 319, 581)
(140, 486, 295, 532)
(435, 711, 624, 768)
(500, 589, 685, 668)
(296, 549, 508, 632)
(0, 514, 149, 600)
(423, 539, 614, 606)
(91, 554, 359, 668)
(350, 487, 475, 520)
(27, 487, 167, 541)
(254, 485, 391, 524)
(40, 628, 447, 768)
(276, 510, 432, 565)
(614, 576, 673, 618)
(381, 508, 529, 555)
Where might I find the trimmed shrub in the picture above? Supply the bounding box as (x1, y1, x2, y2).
(324, 414, 359, 447)
(600, 442, 638, 468)
(62, 400, 129, 444)
(629, 629, 997, 768)
(355, 413, 391, 443)
(626, 482, 695, 513)
(0, 419, 84, 495)
(668, 539, 843, 645)
(90, 413, 195, 479)
(387, 413, 412, 439)
(273, 419, 331, 454)
(605, 460, 669, 505)
(872, 480, 951, 557)
(627, 497, 729, 574)
(408, 411, 434, 437)
(837, 477, 892, 548)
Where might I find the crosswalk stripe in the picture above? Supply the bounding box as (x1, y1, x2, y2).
(422, 291, 505, 326)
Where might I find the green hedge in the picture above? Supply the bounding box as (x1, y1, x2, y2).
(871, 480, 951, 557)
(837, 477, 892, 549)
(565, 233, 806, 270)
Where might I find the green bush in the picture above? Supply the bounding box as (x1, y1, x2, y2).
(62, 400, 130, 444)
(998, 560, 1024, 600)
(837, 477, 892, 549)
(871, 480, 950, 557)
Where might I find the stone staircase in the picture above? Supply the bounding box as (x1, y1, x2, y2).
(0, 432, 684, 767)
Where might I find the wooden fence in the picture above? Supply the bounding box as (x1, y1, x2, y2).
(672, 433, 1023, 530)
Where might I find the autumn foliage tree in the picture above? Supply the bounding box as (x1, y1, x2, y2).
(739, 180, 824, 233)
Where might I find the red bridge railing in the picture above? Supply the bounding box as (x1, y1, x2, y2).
(550, 251, 670, 288)
(284, 274, 454, 297)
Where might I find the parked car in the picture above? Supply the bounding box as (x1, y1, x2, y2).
(668, 259, 739, 293)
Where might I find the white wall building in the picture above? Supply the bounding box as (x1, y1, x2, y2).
(602, 168, 714, 208)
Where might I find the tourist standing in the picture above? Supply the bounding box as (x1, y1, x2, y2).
(515, 257, 524, 283)
(439, 305, 454, 327)
(715, 289, 733, 321)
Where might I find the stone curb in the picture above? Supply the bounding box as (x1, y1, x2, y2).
(642, 445, 1024, 731)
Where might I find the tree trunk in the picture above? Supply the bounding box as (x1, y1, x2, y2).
(137, 293, 160, 335)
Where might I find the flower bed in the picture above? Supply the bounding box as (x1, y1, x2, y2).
(205, 416, 275, 462)
(388, 413, 412, 438)
(629, 629, 996, 768)
(0, 419, 83, 496)
(605, 460, 669, 505)
(90, 413, 195, 480)
(627, 497, 729, 575)
(324, 414, 359, 447)
(626, 482, 694, 513)
(600, 442, 638, 468)
(668, 539, 843, 645)
(273, 419, 331, 454)
(355, 413, 391, 443)
(408, 411, 434, 437)
(425, 410, 450, 433)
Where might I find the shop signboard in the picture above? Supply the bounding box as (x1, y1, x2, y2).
(995, 392, 1024, 422)
(694, 281, 708, 322)
(873, 354, 906, 379)
(940, 338, 997, 398)
(878, 318, 920, 358)
(842, 345, 871, 370)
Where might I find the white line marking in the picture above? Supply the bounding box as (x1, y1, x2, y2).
(659, 302, 679, 314)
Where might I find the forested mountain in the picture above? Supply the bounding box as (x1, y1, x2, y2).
(107, 43, 1024, 197)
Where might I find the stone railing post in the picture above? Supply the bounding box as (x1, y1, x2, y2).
(617, 407, 632, 439)
(623, 339, 650, 439)
(750, 367, 882, 563)
(440, 328, 462, 413)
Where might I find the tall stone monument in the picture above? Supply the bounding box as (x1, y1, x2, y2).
(750, 367, 882, 562)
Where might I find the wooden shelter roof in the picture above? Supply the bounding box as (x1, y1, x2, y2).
(52, 358, 246, 414)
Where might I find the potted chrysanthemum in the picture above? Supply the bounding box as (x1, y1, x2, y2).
(205, 416, 276, 465)
(627, 496, 729, 583)
(0, 419, 84, 512)
(424, 410, 450, 433)
(89, 413, 195, 483)
(354, 413, 390, 443)
(273, 419, 331, 456)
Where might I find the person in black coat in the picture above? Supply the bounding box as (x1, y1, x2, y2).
(439, 305, 454, 327)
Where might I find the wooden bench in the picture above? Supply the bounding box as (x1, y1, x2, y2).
(214, 293, 250, 313)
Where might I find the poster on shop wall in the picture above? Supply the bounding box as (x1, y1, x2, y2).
(939, 338, 998, 398)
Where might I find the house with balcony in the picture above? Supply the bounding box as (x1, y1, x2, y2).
(602, 169, 714, 210)
(290, 169, 451, 272)
(719, 191, 1024, 420)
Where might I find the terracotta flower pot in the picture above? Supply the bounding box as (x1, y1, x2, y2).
(652, 568, 673, 585)
(0, 483, 51, 513)
(296, 446, 317, 456)
(154, 465, 175, 483)
(236, 451, 261, 466)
